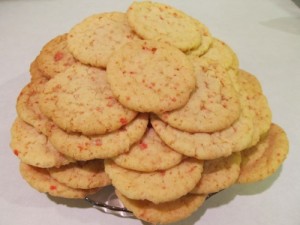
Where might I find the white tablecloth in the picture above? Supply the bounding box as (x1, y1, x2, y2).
(1, 0, 299, 224)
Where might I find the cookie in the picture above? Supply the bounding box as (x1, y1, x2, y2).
(158, 58, 241, 133)
(112, 128, 183, 172)
(151, 102, 254, 160)
(48, 113, 148, 160)
(39, 63, 137, 135)
(10, 118, 73, 168)
(106, 39, 196, 113)
(186, 20, 213, 57)
(29, 58, 48, 81)
(20, 163, 98, 199)
(127, 1, 202, 51)
(201, 38, 239, 70)
(48, 159, 111, 189)
(105, 158, 203, 204)
(36, 34, 77, 79)
(238, 69, 272, 146)
(67, 12, 139, 68)
(116, 190, 207, 224)
(238, 124, 289, 183)
(16, 78, 51, 135)
(191, 152, 241, 194)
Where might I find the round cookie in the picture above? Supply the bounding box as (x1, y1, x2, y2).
(186, 20, 213, 57)
(48, 113, 148, 160)
(191, 152, 241, 195)
(238, 124, 289, 184)
(10, 118, 73, 168)
(16, 78, 51, 136)
(116, 191, 207, 224)
(105, 158, 203, 204)
(48, 159, 111, 189)
(113, 128, 183, 172)
(36, 34, 77, 79)
(106, 39, 196, 113)
(39, 63, 137, 135)
(201, 38, 239, 70)
(238, 69, 272, 146)
(126, 1, 202, 51)
(151, 99, 254, 160)
(67, 12, 139, 68)
(20, 163, 98, 199)
(158, 58, 241, 133)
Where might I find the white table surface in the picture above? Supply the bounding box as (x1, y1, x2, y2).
(1, 0, 299, 224)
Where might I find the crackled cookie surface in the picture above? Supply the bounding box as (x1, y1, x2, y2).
(16, 78, 50, 135)
(192, 152, 241, 194)
(127, 1, 202, 51)
(238, 124, 289, 183)
(10, 118, 73, 168)
(20, 163, 98, 199)
(105, 158, 203, 204)
(39, 63, 137, 135)
(68, 12, 139, 68)
(48, 114, 148, 160)
(116, 191, 207, 225)
(238, 69, 272, 146)
(107, 39, 196, 113)
(113, 128, 183, 172)
(48, 159, 111, 189)
(158, 58, 241, 133)
(36, 34, 77, 79)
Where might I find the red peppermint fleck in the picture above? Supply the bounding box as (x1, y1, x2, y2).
(139, 142, 148, 150)
(54, 51, 64, 61)
(13, 149, 19, 156)
(120, 117, 128, 125)
(50, 185, 57, 190)
(94, 139, 102, 146)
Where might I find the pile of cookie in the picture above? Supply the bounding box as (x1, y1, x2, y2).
(10, 1, 289, 224)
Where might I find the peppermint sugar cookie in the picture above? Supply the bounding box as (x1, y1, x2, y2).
(107, 39, 196, 113)
(67, 12, 139, 68)
(127, 1, 202, 51)
(20, 163, 98, 199)
(39, 63, 137, 135)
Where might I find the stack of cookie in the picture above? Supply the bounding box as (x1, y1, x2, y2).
(10, 1, 289, 224)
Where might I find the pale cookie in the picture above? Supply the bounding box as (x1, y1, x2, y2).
(238, 69, 272, 146)
(39, 63, 137, 135)
(151, 97, 254, 160)
(113, 128, 183, 172)
(106, 39, 196, 113)
(36, 34, 77, 79)
(201, 38, 239, 70)
(48, 113, 148, 160)
(10, 118, 73, 168)
(30, 58, 48, 81)
(238, 124, 289, 184)
(16, 78, 51, 136)
(105, 158, 203, 204)
(48, 159, 111, 189)
(158, 58, 241, 133)
(116, 191, 207, 224)
(67, 12, 139, 68)
(186, 20, 213, 57)
(192, 152, 241, 195)
(127, 1, 202, 51)
(20, 163, 98, 199)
